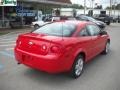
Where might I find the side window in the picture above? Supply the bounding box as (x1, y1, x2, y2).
(87, 25, 100, 36)
(62, 23, 76, 37)
(79, 28, 89, 36)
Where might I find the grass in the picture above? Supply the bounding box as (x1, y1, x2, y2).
(0, 32, 10, 36)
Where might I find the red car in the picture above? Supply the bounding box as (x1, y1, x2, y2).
(14, 21, 110, 78)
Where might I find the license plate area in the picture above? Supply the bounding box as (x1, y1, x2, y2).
(22, 55, 33, 62)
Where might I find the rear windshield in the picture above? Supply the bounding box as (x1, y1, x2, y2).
(33, 22, 76, 37)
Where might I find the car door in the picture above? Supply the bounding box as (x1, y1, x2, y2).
(86, 24, 105, 56)
(77, 27, 94, 61)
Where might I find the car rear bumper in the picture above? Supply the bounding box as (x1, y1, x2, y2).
(14, 48, 72, 73)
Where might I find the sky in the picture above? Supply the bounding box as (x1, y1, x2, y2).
(70, 0, 120, 9)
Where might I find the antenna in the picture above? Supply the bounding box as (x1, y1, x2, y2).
(62, 22, 64, 41)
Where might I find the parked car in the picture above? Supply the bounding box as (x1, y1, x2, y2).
(94, 14, 111, 25)
(15, 21, 110, 78)
(32, 16, 76, 29)
(110, 15, 118, 23)
(9, 16, 23, 28)
(118, 16, 120, 23)
(76, 15, 106, 29)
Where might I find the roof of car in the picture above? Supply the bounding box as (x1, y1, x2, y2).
(64, 20, 92, 25)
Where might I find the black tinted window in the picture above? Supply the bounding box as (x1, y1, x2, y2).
(33, 22, 76, 37)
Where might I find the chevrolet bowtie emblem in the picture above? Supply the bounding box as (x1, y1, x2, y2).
(29, 41, 33, 45)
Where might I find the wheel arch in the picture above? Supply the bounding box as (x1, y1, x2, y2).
(74, 50, 86, 62)
(107, 39, 110, 43)
(34, 24, 39, 26)
(77, 52, 86, 62)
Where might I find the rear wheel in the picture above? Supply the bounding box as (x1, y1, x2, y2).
(70, 55, 84, 78)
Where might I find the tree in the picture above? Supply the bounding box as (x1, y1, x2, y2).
(95, 5, 103, 9)
(63, 4, 84, 9)
(106, 6, 110, 10)
(106, 3, 120, 10)
(116, 4, 120, 10)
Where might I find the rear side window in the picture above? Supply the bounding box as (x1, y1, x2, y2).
(33, 22, 76, 37)
(79, 28, 89, 36)
(86, 24, 100, 36)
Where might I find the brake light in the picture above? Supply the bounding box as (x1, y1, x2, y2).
(16, 39, 21, 46)
(16, 39, 19, 44)
(51, 46, 61, 54)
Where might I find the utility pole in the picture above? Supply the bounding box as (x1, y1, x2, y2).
(109, 0, 112, 16)
(114, 0, 117, 16)
(21, 2, 24, 27)
(92, 0, 94, 10)
(2, 6, 5, 27)
(84, 0, 86, 15)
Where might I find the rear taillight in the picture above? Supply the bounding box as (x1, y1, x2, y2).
(16, 39, 21, 46)
(16, 39, 19, 44)
(50, 46, 61, 54)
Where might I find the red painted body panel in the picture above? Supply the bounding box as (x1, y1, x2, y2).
(14, 21, 110, 73)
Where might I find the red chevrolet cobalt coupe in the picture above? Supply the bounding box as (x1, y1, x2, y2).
(14, 21, 110, 78)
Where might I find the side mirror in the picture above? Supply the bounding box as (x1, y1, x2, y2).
(100, 31, 107, 35)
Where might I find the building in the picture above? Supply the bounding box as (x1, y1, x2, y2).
(0, 0, 71, 28)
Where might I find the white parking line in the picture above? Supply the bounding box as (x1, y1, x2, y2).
(5, 48, 14, 51)
(0, 44, 16, 47)
(0, 34, 18, 40)
(0, 38, 16, 41)
(0, 41, 15, 44)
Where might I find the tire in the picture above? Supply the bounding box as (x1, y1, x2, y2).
(34, 24, 40, 29)
(102, 41, 110, 54)
(70, 55, 84, 78)
(106, 22, 110, 25)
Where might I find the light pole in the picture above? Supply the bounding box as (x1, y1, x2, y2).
(84, 0, 86, 15)
(2, 6, 5, 27)
(114, 0, 117, 16)
(109, 0, 112, 16)
(88, 0, 92, 9)
(91, 0, 94, 10)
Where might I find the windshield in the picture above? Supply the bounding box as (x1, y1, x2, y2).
(87, 17, 96, 22)
(33, 22, 76, 37)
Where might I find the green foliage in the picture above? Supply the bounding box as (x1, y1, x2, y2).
(106, 3, 120, 10)
(94, 5, 103, 9)
(116, 4, 120, 10)
(63, 4, 84, 9)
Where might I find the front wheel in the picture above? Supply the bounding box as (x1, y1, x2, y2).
(34, 24, 40, 29)
(106, 22, 110, 25)
(102, 42, 110, 54)
(70, 55, 84, 78)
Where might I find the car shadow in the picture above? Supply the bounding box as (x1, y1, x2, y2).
(22, 50, 114, 85)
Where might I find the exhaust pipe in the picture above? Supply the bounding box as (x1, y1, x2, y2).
(17, 62, 21, 65)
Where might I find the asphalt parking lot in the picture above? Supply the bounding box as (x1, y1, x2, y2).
(0, 24, 120, 90)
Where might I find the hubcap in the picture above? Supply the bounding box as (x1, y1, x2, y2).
(75, 58, 83, 76)
(106, 43, 110, 53)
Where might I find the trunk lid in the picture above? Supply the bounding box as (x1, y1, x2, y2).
(17, 33, 63, 55)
